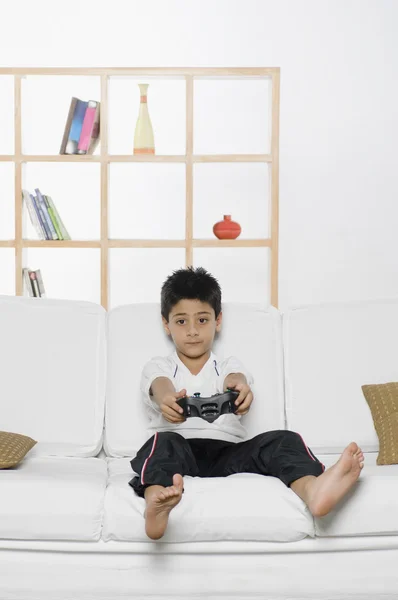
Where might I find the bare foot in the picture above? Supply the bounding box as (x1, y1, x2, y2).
(144, 474, 183, 539)
(303, 442, 364, 517)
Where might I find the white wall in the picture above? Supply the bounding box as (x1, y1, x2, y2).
(1, 0, 397, 310)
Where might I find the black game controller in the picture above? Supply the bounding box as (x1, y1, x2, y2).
(176, 389, 239, 423)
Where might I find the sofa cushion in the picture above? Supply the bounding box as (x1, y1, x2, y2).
(283, 299, 398, 454)
(0, 431, 37, 468)
(315, 453, 398, 536)
(361, 382, 398, 465)
(102, 458, 314, 543)
(105, 303, 285, 457)
(0, 296, 106, 457)
(0, 457, 107, 541)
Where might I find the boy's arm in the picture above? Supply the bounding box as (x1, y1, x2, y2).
(150, 376, 176, 408)
(217, 356, 254, 391)
(219, 357, 254, 416)
(224, 372, 253, 415)
(141, 358, 186, 422)
(150, 376, 186, 422)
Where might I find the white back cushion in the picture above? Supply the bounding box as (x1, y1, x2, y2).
(283, 298, 398, 454)
(105, 303, 285, 457)
(0, 296, 106, 457)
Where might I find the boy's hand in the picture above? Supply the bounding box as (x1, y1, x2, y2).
(160, 389, 187, 423)
(230, 382, 253, 416)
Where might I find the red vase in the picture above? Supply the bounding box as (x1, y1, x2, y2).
(213, 215, 241, 240)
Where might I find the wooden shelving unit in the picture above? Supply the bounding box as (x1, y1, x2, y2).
(0, 67, 280, 309)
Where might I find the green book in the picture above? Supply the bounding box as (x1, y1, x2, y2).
(46, 195, 71, 240)
(44, 196, 63, 240)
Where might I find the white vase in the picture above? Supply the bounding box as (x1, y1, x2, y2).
(133, 83, 155, 155)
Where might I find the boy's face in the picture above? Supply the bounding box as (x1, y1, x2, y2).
(163, 299, 222, 360)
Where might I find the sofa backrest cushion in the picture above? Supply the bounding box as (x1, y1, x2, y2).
(283, 299, 398, 454)
(0, 296, 106, 457)
(105, 303, 285, 457)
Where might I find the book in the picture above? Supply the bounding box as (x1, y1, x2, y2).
(44, 195, 63, 240)
(87, 103, 100, 155)
(60, 98, 88, 155)
(29, 271, 40, 297)
(33, 193, 51, 240)
(47, 195, 71, 240)
(35, 269, 46, 298)
(23, 268, 34, 296)
(23, 268, 46, 298)
(77, 100, 100, 154)
(22, 190, 45, 239)
(30, 194, 48, 239)
(31, 195, 48, 239)
(35, 188, 58, 240)
(25, 192, 69, 242)
(60, 97, 77, 154)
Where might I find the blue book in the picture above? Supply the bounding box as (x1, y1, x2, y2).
(63, 99, 88, 155)
(29, 194, 47, 239)
(35, 188, 58, 240)
(33, 192, 52, 240)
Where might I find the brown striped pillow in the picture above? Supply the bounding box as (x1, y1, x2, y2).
(0, 431, 37, 468)
(361, 382, 398, 465)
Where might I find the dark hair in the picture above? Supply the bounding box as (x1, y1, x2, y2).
(161, 267, 222, 321)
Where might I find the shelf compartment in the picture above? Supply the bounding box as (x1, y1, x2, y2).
(109, 163, 186, 240)
(108, 77, 186, 156)
(193, 162, 271, 241)
(21, 247, 100, 303)
(194, 78, 272, 155)
(21, 76, 101, 156)
(23, 162, 100, 241)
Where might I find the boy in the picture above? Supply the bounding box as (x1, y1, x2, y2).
(129, 267, 364, 540)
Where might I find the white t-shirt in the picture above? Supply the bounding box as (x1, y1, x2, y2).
(140, 350, 254, 443)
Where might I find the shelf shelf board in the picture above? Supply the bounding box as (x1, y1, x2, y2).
(108, 155, 186, 163)
(192, 239, 271, 248)
(0, 239, 272, 249)
(108, 240, 186, 248)
(108, 239, 271, 248)
(0, 155, 101, 163)
(0, 67, 278, 77)
(194, 155, 271, 163)
(28, 155, 101, 162)
(0, 154, 272, 163)
(22, 240, 101, 248)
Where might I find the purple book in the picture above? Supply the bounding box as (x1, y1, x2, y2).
(30, 194, 49, 240)
(35, 188, 58, 240)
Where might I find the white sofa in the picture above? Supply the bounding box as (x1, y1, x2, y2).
(1, 295, 398, 600)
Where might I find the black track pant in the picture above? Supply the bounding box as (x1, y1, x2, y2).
(129, 430, 325, 498)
